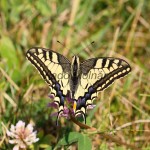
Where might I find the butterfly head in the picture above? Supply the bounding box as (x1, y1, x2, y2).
(71, 55, 80, 76)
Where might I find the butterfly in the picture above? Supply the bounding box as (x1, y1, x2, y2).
(26, 47, 131, 125)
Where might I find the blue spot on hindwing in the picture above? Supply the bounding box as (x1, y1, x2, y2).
(54, 83, 65, 105)
(88, 86, 94, 93)
(55, 83, 60, 90)
(76, 86, 96, 109)
(85, 93, 90, 99)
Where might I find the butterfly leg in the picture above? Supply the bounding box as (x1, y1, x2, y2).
(56, 109, 63, 126)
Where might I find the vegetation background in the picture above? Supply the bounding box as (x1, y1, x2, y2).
(0, 0, 150, 149)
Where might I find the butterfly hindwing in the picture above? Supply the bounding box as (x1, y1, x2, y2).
(26, 47, 71, 123)
(74, 57, 131, 122)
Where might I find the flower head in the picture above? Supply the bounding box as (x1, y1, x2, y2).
(48, 93, 96, 125)
(7, 120, 39, 150)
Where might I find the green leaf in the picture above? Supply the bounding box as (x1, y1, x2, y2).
(42, 134, 55, 144)
(0, 36, 21, 82)
(0, 36, 19, 69)
(37, 130, 44, 139)
(57, 132, 80, 147)
(78, 134, 92, 150)
(56, 132, 92, 150)
(45, 146, 52, 150)
(143, 146, 150, 150)
(99, 142, 108, 149)
(35, 1, 51, 16)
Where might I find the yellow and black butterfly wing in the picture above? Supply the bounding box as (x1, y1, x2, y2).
(26, 47, 71, 124)
(74, 57, 131, 123)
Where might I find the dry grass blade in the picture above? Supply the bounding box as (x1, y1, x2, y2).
(125, 3, 143, 52)
(121, 96, 150, 118)
(3, 92, 17, 107)
(40, 21, 51, 47)
(23, 84, 34, 102)
(110, 120, 150, 134)
(99, 133, 141, 150)
(68, 0, 80, 26)
(0, 67, 20, 91)
(109, 27, 120, 56)
(63, 0, 80, 56)
(0, 121, 10, 147)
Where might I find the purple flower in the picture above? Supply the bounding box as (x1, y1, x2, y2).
(47, 102, 58, 109)
(87, 104, 96, 110)
(66, 96, 74, 103)
(51, 106, 74, 119)
(48, 93, 96, 122)
(48, 94, 54, 99)
(61, 107, 74, 118)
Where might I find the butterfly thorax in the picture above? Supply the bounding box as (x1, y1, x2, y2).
(70, 56, 80, 98)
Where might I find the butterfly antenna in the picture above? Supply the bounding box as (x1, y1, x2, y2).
(57, 41, 72, 56)
(83, 41, 95, 52)
(76, 41, 95, 56)
(57, 41, 65, 47)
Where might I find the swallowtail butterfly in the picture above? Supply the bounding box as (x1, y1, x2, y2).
(26, 47, 131, 124)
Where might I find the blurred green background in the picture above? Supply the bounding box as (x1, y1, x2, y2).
(0, 0, 150, 149)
